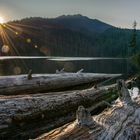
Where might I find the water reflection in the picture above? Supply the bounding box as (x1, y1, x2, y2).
(0, 56, 127, 60)
(0, 56, 128, 75)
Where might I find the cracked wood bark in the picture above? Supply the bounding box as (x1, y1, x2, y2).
(0, 84, 117, 139)
(0, 73, 121, 95)
(35, 80, 140, 140)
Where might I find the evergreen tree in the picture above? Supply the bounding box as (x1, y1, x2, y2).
(129, 21, 137, 55)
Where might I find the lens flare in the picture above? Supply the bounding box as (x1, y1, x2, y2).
(1, 45, 10, 53)
(0, 17, 4, 24)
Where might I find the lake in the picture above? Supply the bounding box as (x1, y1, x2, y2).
(0, 56, 129, 75)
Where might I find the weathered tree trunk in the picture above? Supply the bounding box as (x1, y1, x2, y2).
(0, 73, 121, 95)
(0, 85, 118, 139)
(35, 80, 140, 140)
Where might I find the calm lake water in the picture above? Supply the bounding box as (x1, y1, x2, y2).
(0, 56, 128, 75)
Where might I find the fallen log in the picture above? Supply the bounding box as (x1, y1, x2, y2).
(0, 84, 118, 139)
(0, 73, 121, 95)
(35, 80, 140, 140)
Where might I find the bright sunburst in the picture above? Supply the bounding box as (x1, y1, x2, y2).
(0, 16, 4, 24)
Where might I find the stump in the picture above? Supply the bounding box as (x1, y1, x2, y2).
(27, 69, 33, 80)
(34, 80, 140, 140)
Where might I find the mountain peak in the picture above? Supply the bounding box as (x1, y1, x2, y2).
(11, 14, 113, 34)
(54, 14, 113, 33)
(57, 14, 86, 19)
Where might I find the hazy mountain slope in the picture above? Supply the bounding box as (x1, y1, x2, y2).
(49, 14, 113, 34)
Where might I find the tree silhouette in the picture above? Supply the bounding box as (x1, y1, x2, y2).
(129, 21, 137, 55)
(127, 21, 137, 75)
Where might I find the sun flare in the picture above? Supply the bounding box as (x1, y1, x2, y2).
(0, 16, 4, 24)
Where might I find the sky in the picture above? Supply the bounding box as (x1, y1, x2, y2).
(0, 0, 140, 28)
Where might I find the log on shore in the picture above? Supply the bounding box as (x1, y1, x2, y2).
(0, 73, 121, 95)
(35, 80, 140, 140)
(0, 85, 118, 139)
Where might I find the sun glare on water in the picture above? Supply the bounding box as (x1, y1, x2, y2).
(0, 16, 4, 24)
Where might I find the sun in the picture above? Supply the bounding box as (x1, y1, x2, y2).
(0, 16, 4, 24)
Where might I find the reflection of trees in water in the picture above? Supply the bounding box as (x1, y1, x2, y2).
(74, 59, 127, 74)
(0, 59, 128, 75)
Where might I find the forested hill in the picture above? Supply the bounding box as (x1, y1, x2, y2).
(50, 14, 112, 34)
(0, 14, 140, 57)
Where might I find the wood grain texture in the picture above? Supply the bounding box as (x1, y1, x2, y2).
(0, 73, 121, 95)
(34, 80, 140, 140)
(0, 84, 117, 139)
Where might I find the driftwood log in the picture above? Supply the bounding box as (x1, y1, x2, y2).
(0, 73, 121, 95)
(0, 84, 118, 139)
(35, 80, 140, 140)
